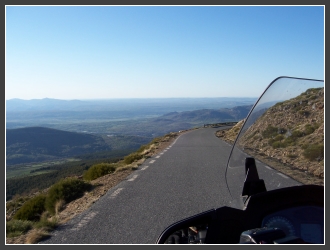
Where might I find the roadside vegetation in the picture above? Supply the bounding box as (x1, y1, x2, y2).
(6, 131, 180, 244)
(6, 149, 135, 201)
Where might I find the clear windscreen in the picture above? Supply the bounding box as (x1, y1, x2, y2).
(225, 77, 324, 208)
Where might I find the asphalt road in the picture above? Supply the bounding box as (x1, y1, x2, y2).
(40, 127, 234, 244)
(40, 126, 302, 244)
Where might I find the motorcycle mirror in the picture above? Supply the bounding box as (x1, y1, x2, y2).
(241, 157, 267, 198)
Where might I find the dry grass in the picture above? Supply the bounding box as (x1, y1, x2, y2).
(25, 229, 50, 244)
(55, 199, 66, 215)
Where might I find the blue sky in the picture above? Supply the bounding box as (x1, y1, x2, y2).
(5, 5, 324, 100)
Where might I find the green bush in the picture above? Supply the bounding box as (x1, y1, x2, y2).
(304, 124, 315, 135)
(303, 144, 324, 161)
(283, 137, 297, 147)
(83, 163, 117, 181)
(6, 219, 33, 238)
(304, 123, 320, 135)
(282, 130, 304, 147)
(262, 126, 278, 138)
(123, 152, 143, 165)
(274, 134, 284, 141)
(291, 130, 304, 138)
(272, 141, 286, 148)
(13, 194, 47, 221)
(45, 178, 91, 215)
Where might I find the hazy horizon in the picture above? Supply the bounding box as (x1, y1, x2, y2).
(6, 96, 259, 101)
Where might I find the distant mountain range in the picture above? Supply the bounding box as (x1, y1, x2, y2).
(6, 104, 253, 166)
(6, 97, 257, 128)
(6, 97, 257, 112)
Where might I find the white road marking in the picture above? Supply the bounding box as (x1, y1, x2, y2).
(264, 165, 272, 170)
(150, 160, 156, 164)
(141, 165, 149, 171)
(110, 188, 124, 199)
(71, 211, 98, 231)
(128, 175, 138, 181)
(160, 152, 164, 155)
(155, 155, 160, 158)
(277, 173, 289, 179)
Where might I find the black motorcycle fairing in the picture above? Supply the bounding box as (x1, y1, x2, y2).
(156, 184, 323, 244)
(208, 184, 323, 244)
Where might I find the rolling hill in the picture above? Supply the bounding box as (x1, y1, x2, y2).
(6, 127, 111, 165)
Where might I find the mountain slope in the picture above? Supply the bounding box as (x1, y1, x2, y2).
(156, 105, 252, 123)
(217, 87, 324, 184)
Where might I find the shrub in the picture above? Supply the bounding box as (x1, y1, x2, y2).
(303, 144, 324, 161)
(45, 178, 91, 215)
(272, 141, 286, 149)
(123, 152, 143, 165)
(83, 163, 116, 181)
(6, 196, 30, 219)
(262, 126, 278, 138)
(6, 219, 33, 238)
(304, 123, 320, 135)
(286, 138, 297, 147)
(291, 130, 304, 138)
(274, 134, 284, 141)
(13, 194, 47, 221)
(282, 130, 304, 146)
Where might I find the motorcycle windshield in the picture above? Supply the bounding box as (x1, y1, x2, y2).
(225, 76, 324, 209)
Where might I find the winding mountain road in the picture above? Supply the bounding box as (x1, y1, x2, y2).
(41, 126, 299, 244)
(40, 127, 232, 244)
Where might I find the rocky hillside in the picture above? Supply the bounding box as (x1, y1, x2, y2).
(217, 87, 324, 185)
